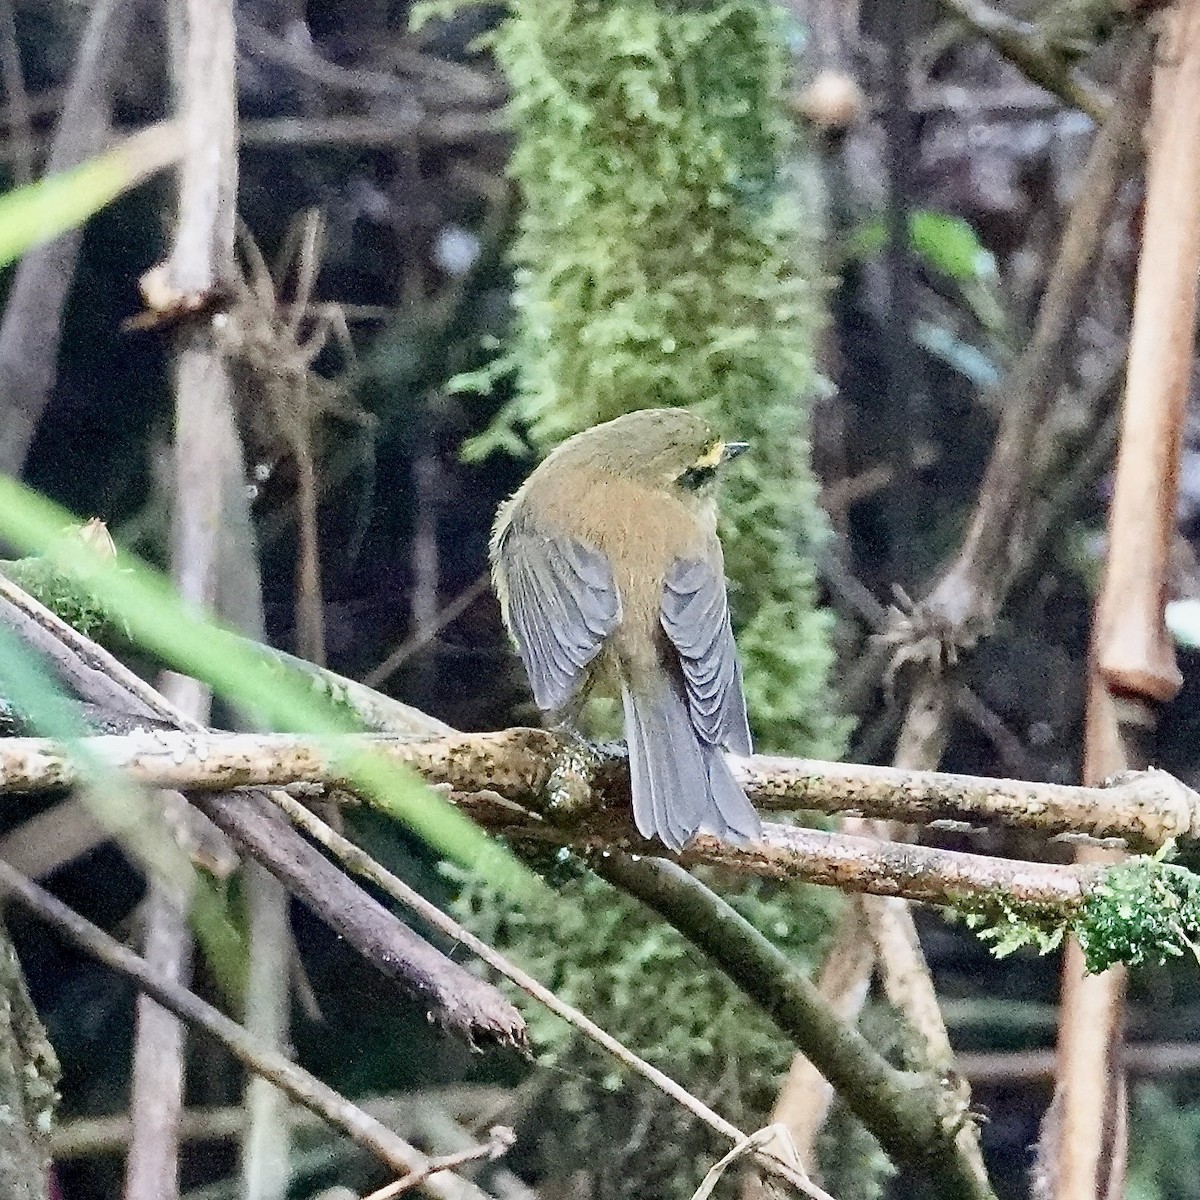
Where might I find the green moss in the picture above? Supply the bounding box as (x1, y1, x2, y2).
(955, 895, 1069, 959)
(463, 0, 848, 758)
(2, 557, 115, 640)
(952, 848, 1200, 975)
(440, 4, 864, 1192)
(1077, 852, 1200, 974)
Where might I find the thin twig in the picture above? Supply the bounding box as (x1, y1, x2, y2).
(362, 1126, 515, 1200)
(0, 0, 34, 184)
(937, 0, 1111, 120)
(364, 575, 488, 688)
(0, 0, 141, 476)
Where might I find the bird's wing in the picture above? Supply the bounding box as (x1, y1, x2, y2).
(498, 528, 622, 714)
(660, 557, 753, 755)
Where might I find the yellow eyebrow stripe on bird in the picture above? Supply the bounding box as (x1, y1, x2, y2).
(694, 441, 725, 469)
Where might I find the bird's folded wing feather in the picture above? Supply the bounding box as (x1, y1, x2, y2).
(660, 557, 753, 755)
(499, 529, 622, 713)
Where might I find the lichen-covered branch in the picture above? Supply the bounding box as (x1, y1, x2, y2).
(0, 727, 1104, 910)
(1, 728, 1193, 851)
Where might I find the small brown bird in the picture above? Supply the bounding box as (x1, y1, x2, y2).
(490, 408, 761, 851)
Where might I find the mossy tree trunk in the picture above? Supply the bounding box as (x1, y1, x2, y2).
(472, 0, 847, 759)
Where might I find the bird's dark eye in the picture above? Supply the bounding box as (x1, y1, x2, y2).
(677, 464, 717, 492)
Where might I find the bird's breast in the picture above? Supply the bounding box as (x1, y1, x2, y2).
(521, 468, 715, 675)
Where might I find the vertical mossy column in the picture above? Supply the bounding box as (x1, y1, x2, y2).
(488, 0, 846, 757)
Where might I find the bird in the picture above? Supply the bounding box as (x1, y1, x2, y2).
(489, 408, 762, 851)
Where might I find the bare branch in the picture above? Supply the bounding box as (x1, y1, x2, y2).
(193, 788, 527, 1050)
(918, 33, 1152, 645)
(363, 1126, 516, 1200)
(0, 0, 141, 476)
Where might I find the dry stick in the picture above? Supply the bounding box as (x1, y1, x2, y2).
(362, 1127, 515, 1200)
(0, 0, 33, 185)
(0, 859, 495, 1200)
(0, 571, 451, 744)
(49, 1085, 516, 1158)
(935, 0, 1110, 120)
(192, 788, 526, 1049)
(364, 575, 490, 689)
(124, 821, 192, 1200)
(1050, 12, 1200, 1200)
(260, 788, 825, 1200)
(242, 860, 292, 1200)
(959, 1042, 1200, 1086)
(125, 0, 244, 1192)
(920, 33, 1151, 642)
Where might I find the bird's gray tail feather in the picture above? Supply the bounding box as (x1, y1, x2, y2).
(621, 680, 761, 852)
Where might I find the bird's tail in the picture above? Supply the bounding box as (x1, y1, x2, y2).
(621, 679, 761, 852)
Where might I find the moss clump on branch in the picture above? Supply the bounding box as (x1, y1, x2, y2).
(957, 849, 1200, 975)
(463, 0, 847, 758)
(1077, 853, 1200, 974)
(1, 558, 113, 641)
(957, 896, 1068, 959)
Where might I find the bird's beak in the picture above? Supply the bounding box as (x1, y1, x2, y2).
(722, 441, 750, 462)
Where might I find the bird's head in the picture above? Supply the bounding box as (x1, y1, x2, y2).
(552, 408, 748, 498)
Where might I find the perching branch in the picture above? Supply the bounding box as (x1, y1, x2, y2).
(0, 728, 1100, 910)
(0, 728, 1192, 851)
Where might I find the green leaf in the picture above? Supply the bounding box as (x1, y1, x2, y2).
(847, 209, 995, 284)
(907, 210, 995, 283)
(0, 122, 181, 270)
(0, 475, 541, 905)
